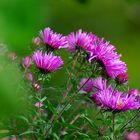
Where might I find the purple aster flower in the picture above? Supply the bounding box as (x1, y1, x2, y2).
(92, 77, 107, 91)
(89, 36, 127, 79)
(79, 78, 94, 93)
(125, 132, 140, 140)
(79, 77, 106, 94)
(79, 77, 107, 105)
(67, 29, 94, 53)
(91, 77, 107, 105)
(89, 77, 140, 111)
(79, 77, 102, 105)
(32, 50, 63, 73)
(96, 88, 140, 112)
(40, 27, 67, 49)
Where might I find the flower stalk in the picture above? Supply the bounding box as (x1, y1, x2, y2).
(112, 113, 116, 140)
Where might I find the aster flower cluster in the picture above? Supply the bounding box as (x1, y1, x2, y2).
(21, 28, 67, 95)
(26, 28, 66, 75)
(18, 27, 140, 139)
(80, 77, 140, 112)
(23, 27, 139, 112)
(67, 30, 127, 79)
(30, 27, 127, 80)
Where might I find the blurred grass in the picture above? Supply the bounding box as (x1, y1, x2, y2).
(0, 54, 30, 118)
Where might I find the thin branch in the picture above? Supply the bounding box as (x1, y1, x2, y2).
(112, 113, 116, 140)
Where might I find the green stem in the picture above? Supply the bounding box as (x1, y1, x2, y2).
(66, 53, 78, 89)
(112, 113, 116, 140)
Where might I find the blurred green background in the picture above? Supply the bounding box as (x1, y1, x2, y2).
(0, 0, 140, 137)
(0, 0, 140, 88)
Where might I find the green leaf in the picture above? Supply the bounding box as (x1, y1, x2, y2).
(16, 115, 29, 124)
(58, 122, 81, 131)
(19, 130, 38, 136)
(45, 100, 56, 114)
(75, 131, 90, 139)
(52, 133, 60, 140)
(80, 114, 98, 129)
(40, 96, 47, 102)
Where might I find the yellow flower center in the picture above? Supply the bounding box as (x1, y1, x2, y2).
(117, 101, 124, 108)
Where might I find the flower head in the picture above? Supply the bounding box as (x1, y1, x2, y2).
(97, 88, 140, 112)
(32, 50, 63, 73)
(90, 77, 107, 105)
(79, 77, 106, 94)
(79, 78, 94, 93)
(88, 77, 140, 111)
(40, 27, 67, 49)
(79, 77, 107, 105)
(92, 77, 107, 91)
(89, 37, 127, 79)
(125, 132, 140, 140)
(67, 29, 94, 53)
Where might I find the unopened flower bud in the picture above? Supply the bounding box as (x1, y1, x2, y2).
(22, 56, 31, 69)
(128, 89, 139, 97)
(98, 127, 106, 136)
(7, 52, 17, 60)
(11, 136, 17, 140)
(33, 37, 41, 46)
(35, 102, 43, 107)
(32, 82, 41, 91)
(26, 73, 33, 81)
(116, 73, 128, 85)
